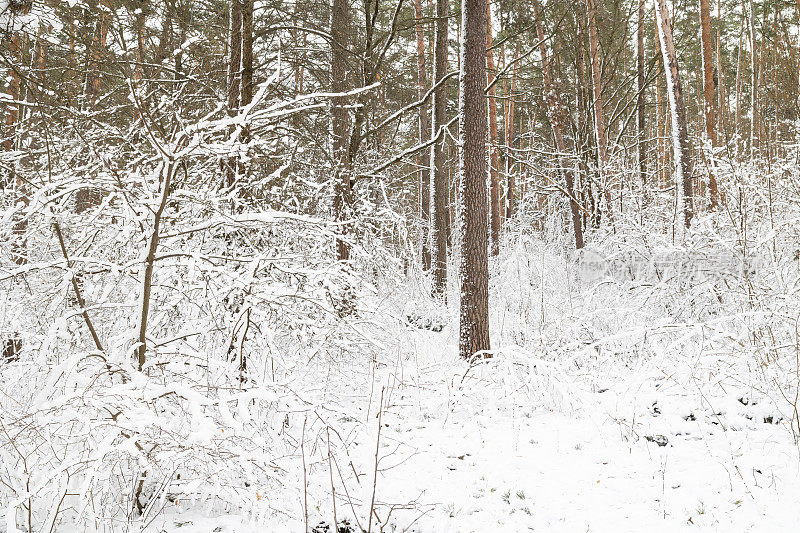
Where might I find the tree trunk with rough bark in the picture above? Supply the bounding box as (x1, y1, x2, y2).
(486, 1, 501, 256)
(224, 0, 243, 190)
(637, 0, 647, 192)
(431, 0, 449, 298)
(241, 0, 254, 107)
(505, 40, 521, 221)
(587, 0, 608, 193)
(700, 0, 719, 207)
(748, 0, 757, 159)
(414, 0, 432, 271)
(458, 0, 490, 360)
(331, 0, 352, 263)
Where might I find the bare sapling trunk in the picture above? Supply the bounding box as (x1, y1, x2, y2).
(137, 161, 175, 371)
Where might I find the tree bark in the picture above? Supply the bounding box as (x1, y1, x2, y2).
(5, 26, 26, 264)
(637, 0, 647, 193)
(431, 0, 449, 297)
(655, 0, 694, 228)
(505, 40, 521, 221)
(534, 0, 584, 249)
(84, 2, 110, 110)
(485, 1, 501, 256)
(331, 0, 352, 263)
(700, 0, 719, 207)
(137, 162, 175, 371)
(225, 0, 243, 189)
(241, 0, 254, 107)
(228, 0, 242, 111)
(77, 1, 110, 213)
(587, 0, 608, 192)
(414, 0, 432, 271)
(458, 0, 490, 360)
(748, 0, 757, 159)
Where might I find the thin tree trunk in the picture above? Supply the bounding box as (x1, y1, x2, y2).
(587, 0, 609, 197)
(84, 2, 110, 110)
(225, 0, 243, 189)
(716, 31, 729, 149)
(6, 29, 26, 264)
(227, 0, 242, 107)
(77, 1, 109, 213)
(655, 15, 664, 186)
(414, 0, 432, 271)
(137, 162, 175, 371)
(241, 0, 254, 107)
(748, 0, 757, 160)
(534, 0, 584, 249)
(458, 0, 490, 360)
(331, 0, 352, 263)
(505, 40, 521, 221)
(655, 0, 694, 228)
(700, 0, 719, 207)
(637, 0, 647, 193)
(735, 13, 743, 159)
(486, 1, 501, 256)
(431, 0, 449, 297)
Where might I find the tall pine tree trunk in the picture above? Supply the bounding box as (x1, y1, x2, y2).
(637, 0, 647, 194)
(331, 0, 352, 263)
(241, 0, 254, 107)
(505, 40, 521, 221)
(414, 0, 432, 270)
(655, 0, 694, 228)
(587, 0, 609, 200)
(5, 25, 25, 264)
(431, 0, 449, 297)
(700, 0, 719, 207)
(748, 0, 757, 160)
(225, 0, 243, 190)
(458, 0, 490, 360)
(485, 1, 501, 256)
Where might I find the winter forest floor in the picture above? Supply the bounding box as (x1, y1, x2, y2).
(143, 284, 800, 533)
(4, 193, 800, 532)
(147, 230, 800, 532)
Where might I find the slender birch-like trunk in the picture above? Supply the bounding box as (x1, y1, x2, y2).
(655, 0, 694, 228)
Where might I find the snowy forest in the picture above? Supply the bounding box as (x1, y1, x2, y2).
(2, 0, 800, 530)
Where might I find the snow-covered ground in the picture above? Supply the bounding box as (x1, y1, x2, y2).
(4, 207, 800, 532)
(141, 326, 800, 532)
(138, 233, 800, 532)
